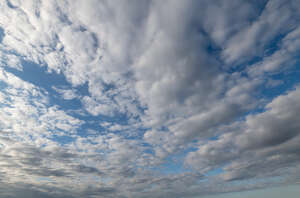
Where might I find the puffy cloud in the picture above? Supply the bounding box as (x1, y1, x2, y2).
(52, 86, 78, 100)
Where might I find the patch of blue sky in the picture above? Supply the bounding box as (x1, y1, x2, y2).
(0, 27, 4, 43)
(205, 167, 224, 177)
(50, 134, 76, 145)
(142, 147, 155, 156)
(3, 60, 83, 110)
(76, 122, 107, 137)
(208, 135, 219, 141)
(262, 67, 300, 99)
(264, 33, 289, 57)
(153, 149, 197, 175)
(0, 80, 8, 91)
(151, 160, 186, 175)
(36, 177, 53, 182)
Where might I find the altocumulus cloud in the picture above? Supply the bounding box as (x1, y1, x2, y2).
(0, 0, 300, 197)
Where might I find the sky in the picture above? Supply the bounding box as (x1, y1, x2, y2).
(0, 0, 300, 197)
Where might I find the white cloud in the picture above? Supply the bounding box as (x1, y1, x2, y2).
(52, 86, 78, 100)
(0, 68, 83, 142)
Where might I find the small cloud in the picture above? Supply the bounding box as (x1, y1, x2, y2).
(52, 86, 78, 100)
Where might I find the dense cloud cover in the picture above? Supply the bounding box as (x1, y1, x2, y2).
(0, 0, 300, 197)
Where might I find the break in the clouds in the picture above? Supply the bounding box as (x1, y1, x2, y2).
(0, 0, 300, 197)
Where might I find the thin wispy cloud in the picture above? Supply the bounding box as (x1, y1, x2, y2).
(0, 0, 299, 197)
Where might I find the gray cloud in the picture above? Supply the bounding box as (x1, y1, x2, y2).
(186, 87, 300, 182)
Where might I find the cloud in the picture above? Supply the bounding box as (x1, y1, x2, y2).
(0, 68, 83, 140)
(52, 86, 78, 100)
(186, 86, 300, 182)
(222, 0, 299, 65)
(0, 0, 299, 197)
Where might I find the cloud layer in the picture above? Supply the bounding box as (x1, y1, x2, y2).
(0, 0, 300, 197)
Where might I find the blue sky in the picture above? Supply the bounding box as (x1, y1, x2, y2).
(0, 0, 300, 197)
